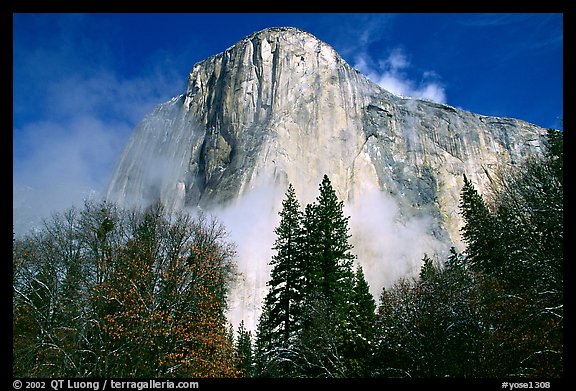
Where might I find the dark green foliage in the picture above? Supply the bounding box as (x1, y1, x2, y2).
(254, 184, 305, 377)
(372, 261, 499, 377)
(545, 128, 563, 184)
(342, 266, 376, 377)
(302, 175, 356, 306)
(460, 129, 563, 293)
(476, 129, 563, 376)
(298, 176, 359, 377)
(234, 320, 253, 377)
(255, 176, 370, 378)
(485, 129, 563, 293)
(446, 246, 463, 270)
(267, 184, 305, 344)
(418, 253, 437, 281)
(459, 174, 501, 276)
(296, 294, 347, 377)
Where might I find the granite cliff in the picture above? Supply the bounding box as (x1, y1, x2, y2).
(106, 27, 549, 328)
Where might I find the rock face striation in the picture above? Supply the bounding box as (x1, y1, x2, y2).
(106, 27, 549, 328)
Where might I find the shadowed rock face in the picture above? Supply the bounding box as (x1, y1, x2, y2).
(106, 27, 548, 327)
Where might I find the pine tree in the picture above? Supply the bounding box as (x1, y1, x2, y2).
(459, 174, 500, 275)
(254, 184, 305, 377)
(480, 129, 563, 375)
(457, 143, 563, 376)
(342, 265, 376, 377)
(255, 176, 367, 378)
(302, 175, 355, 307)
(234, 320, 253, 377)
(487, 128, 563, 292)
(419, 254, 440, 282)
(297, 175, 357, 377)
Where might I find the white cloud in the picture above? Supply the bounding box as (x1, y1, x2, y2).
(346, 186, 448, 298)
(209, 184, 284, 332)
(13, 113, 133, 237)
(382, 48, 410, 71)
(354, 48, 447, 104)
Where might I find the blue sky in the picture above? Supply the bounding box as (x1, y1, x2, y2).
(12, 13, 563, 235)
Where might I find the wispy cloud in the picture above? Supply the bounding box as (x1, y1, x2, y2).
(314, 13, 395, 58)
(311, 14, 447, 104)
(13, 15, 184, 237)
(354, 47, 447, 103)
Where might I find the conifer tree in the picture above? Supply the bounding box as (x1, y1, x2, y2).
(254, 184, 305, 377)
(342, 265, 376, 377)
(486, 128, 563, 292)
(459, 174, 500, 275)
(297, 175, 357, 377)
(419, 253, 437, 281)
(255, 176, 371, 378)
(545, 128, 563, 185)
(302, 175, 355, 307)
(234, 320, 253, 377)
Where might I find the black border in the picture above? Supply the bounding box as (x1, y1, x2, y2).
(5, 2, 573, 390)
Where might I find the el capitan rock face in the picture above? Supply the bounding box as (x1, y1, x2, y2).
(106, 27, 548, 327)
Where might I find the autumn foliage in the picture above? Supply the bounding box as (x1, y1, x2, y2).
(13, 202, 238, 377)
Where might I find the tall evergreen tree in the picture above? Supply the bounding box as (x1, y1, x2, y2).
(234, 320, 253, 377)
(545, 128, 563, 185)
(487, 128, 563, 292)
(457, 137, 563, 376)
(342, 265, 376, 377)
(255, 175, 372, 378)
(459, 174, 500, 276)
(254, 184, 305, 377)
(302, 175, 356, 307)
(297, 175, 357, 377)
(479, 130, 563, 375)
